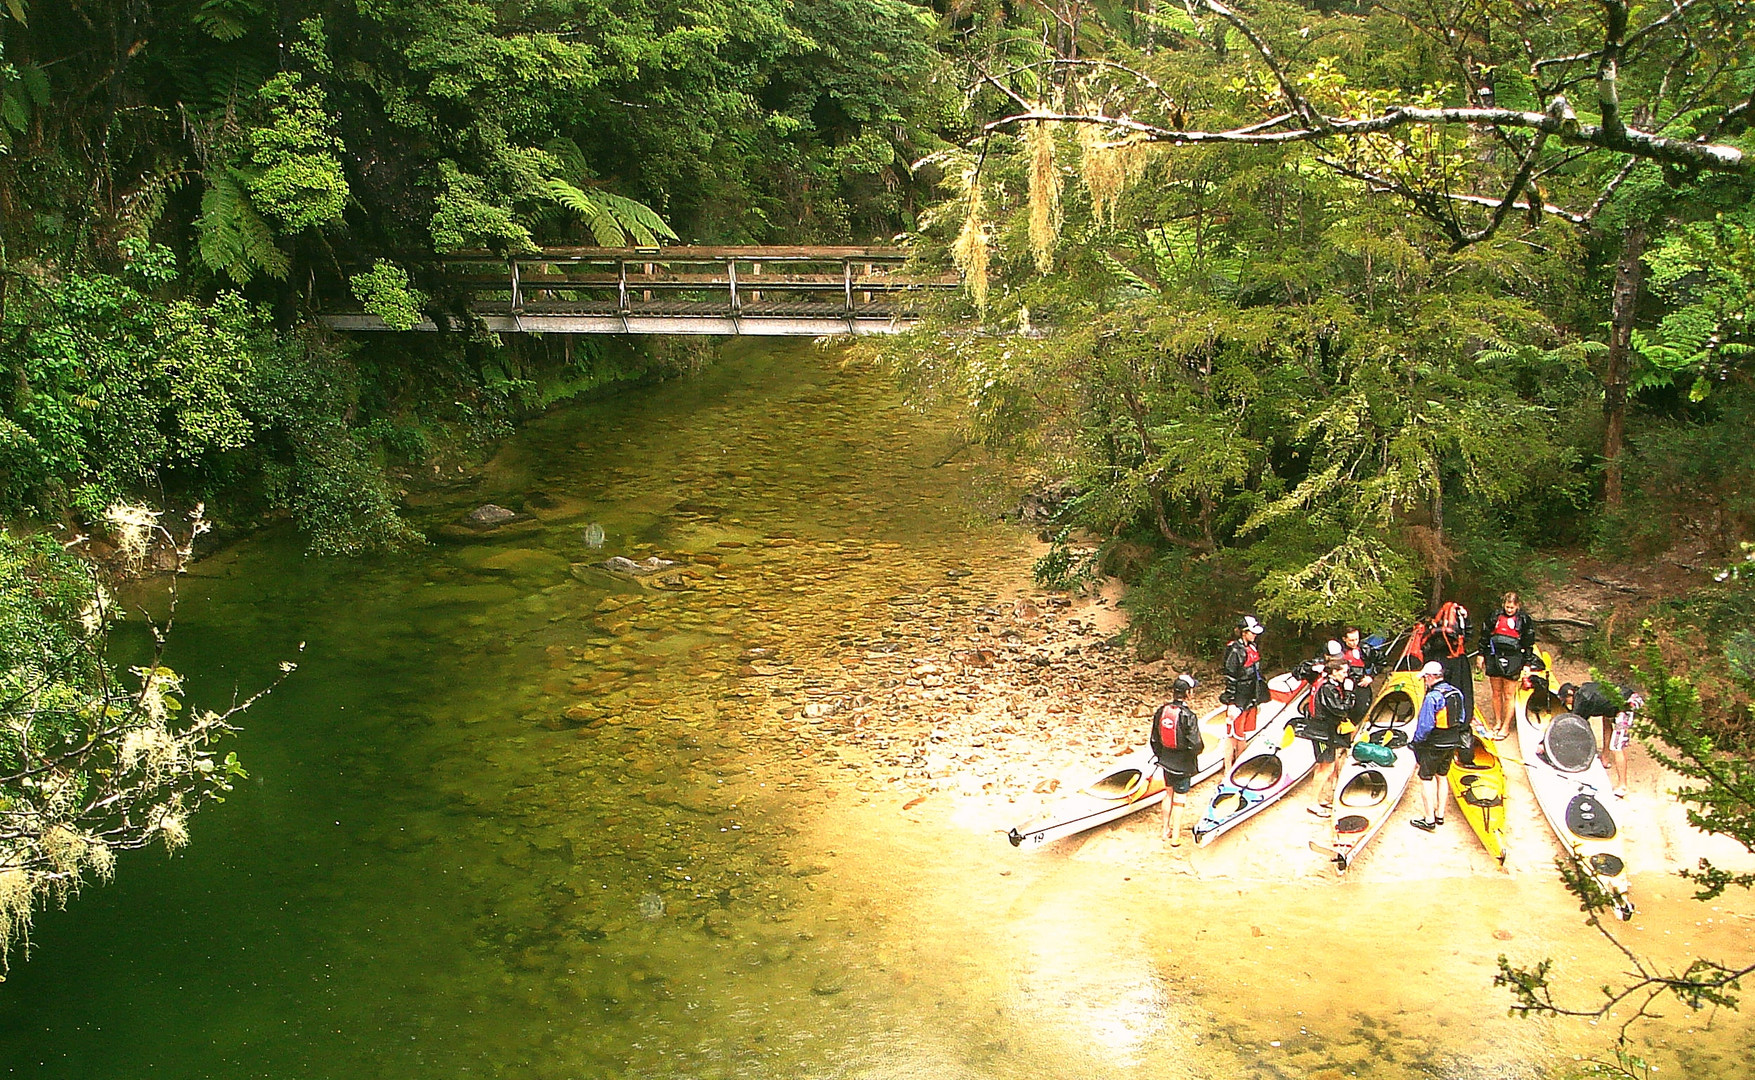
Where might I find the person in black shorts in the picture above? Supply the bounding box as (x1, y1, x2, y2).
(1410, 661, 1468, 831)
(1149, 673, 1205, 846)
(1477, 591, 1534, 738)
(1557, 680, 1631, 771)
(1300, 656, 1356, 818)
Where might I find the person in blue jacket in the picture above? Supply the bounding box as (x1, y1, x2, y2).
(1409, 661, 1469, 832)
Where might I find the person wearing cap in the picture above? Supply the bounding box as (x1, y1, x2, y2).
(1149, 673, 1205, 845)
(1409, 660, 1468, 831)
(1300, 656, 1356, 818)
(1220, 616, 1268, 772)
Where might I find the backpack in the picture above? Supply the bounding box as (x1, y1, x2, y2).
(1406, 621, 1431, 664)
(1301, 675, 1327, 719)
(1434, 602, 1468, 658)
(1155, 702, 1183, 750)
(1156, 701, 1203, 755)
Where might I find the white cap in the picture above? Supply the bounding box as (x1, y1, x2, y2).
(1420, 661, 1445, 678)
(1326, 639, 1343, 656)
(1175, 673, 1199, 691)
(1241, 615, 1265, 634)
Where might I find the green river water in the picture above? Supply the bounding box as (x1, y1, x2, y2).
(0, 340, 1750, 1078)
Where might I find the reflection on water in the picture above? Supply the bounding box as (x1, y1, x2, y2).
(0, 339, 1749, 1079)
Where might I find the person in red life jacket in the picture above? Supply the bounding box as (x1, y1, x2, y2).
(1428, 601, 1475, 733)
(1339, 626, 1384, 725)
(1477, 591, 1535, 739)
(1409, 661, 1468, 831)
(1149, 673, 1205, 846)
(1220, 615, 1268, 772)
(1298, 656, 1356, 819)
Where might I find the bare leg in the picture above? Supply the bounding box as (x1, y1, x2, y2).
(1613, 749, 1629, 792)
(1162, 789, 1174, 839)
(1226, 736, 1245, 774)
(1168, 793, 1183, 844)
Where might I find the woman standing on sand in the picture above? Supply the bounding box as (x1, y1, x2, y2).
(1477, 592, 1534, 738)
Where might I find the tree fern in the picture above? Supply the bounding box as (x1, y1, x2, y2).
(538, 178, 676, 247)
(196, 168, 289, 283)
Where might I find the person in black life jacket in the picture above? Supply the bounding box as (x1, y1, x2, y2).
(1149, 673, 1205, 846)
(1300, 656, 1357, 819)
(1427, 601, 1475, 733)
(1477, 591, 1535, 739)
(1220, 615, 1268, 773)
(1556, 680, 1634, 775)
(1339, 626, 1383, 725)
(1409, 660, 1468, 831)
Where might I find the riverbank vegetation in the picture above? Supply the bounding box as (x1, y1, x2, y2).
(869, 0, 1753, 724)
(0, 506, 271, 961)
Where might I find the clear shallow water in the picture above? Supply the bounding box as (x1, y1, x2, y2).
(0, 340, 1750, 1079)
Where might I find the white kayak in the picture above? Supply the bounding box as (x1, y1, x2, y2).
(1191, 673, 1318, 846)
(1318, 670, 1420, 872)
(1517, 688, 1635, 919)
(1008, 706, 1229, 850)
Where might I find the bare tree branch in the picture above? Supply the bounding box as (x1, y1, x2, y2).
(986, 97, 1747, 174)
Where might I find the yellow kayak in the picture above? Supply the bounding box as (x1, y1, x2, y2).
(1448, 716, 1508, 864)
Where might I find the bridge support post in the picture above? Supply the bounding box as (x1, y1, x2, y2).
(509, 257, 523, 313)
(727, 260, 740, 316)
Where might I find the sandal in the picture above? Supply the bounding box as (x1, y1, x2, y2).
(1410, 818, 1437, 832)
(1307, 804, 1332, 819)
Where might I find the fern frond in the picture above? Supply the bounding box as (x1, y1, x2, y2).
(542, 137, 593, 185)
(197, 168, 288, 283)
(538, 179, 676, 247)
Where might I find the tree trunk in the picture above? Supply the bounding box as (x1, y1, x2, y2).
(1602, 224, 1648, 509)
(1429, 479, 1445, 608)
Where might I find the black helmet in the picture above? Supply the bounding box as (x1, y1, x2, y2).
(1557, 682, 1578, 701)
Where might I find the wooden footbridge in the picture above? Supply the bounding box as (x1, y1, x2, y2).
(321, 247, 955, 336)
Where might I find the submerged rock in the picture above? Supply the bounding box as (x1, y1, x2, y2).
(604, 555, 678, 576)
(468, 504, 520, 526)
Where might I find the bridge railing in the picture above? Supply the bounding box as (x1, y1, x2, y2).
(442, 246, 955, 320)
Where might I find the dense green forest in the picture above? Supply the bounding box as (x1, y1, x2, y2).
(867, 0, 1754, 701)
(0, 0, 1752, 959)
(0, 0, 944, 551)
